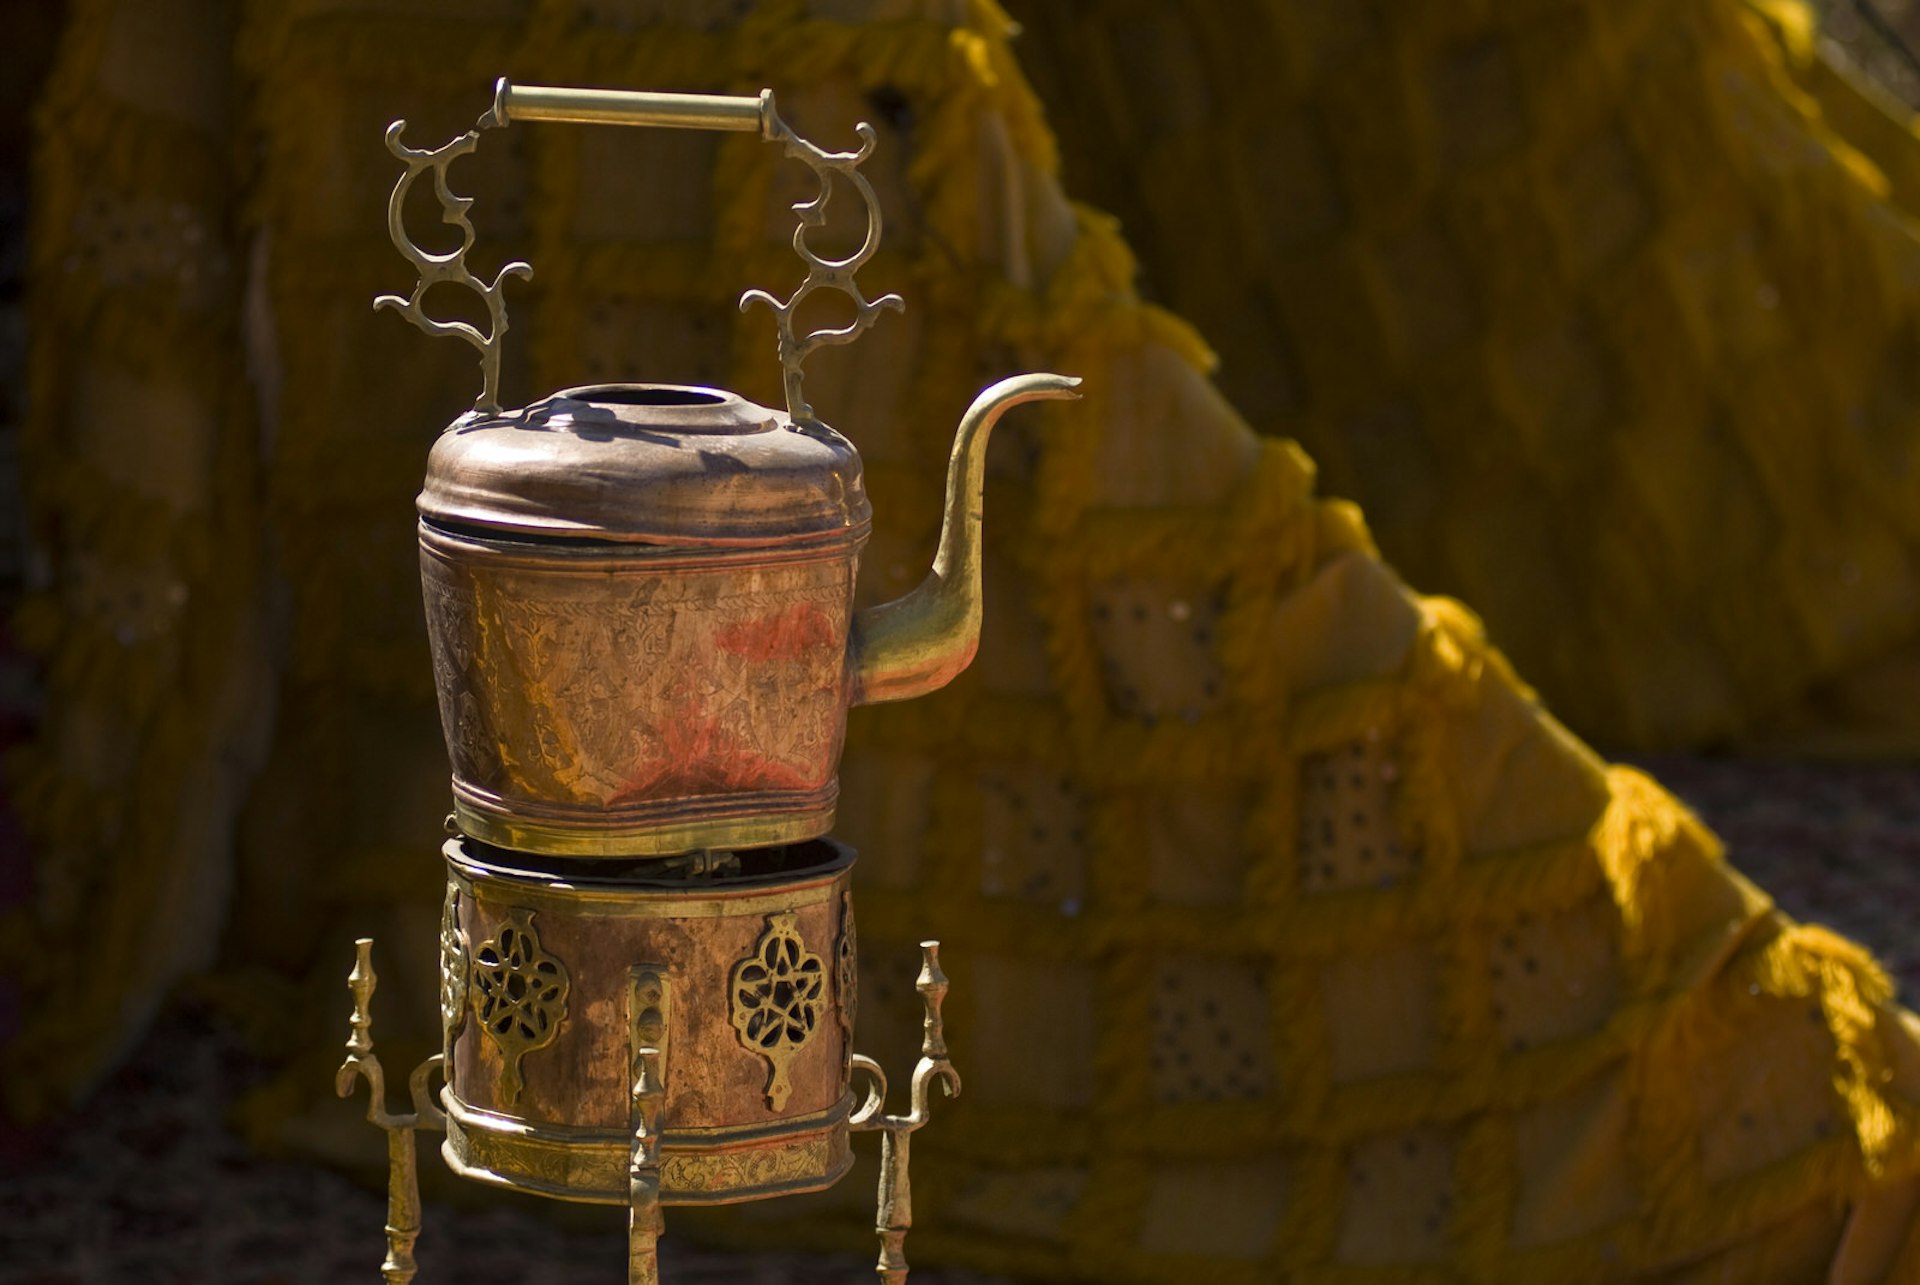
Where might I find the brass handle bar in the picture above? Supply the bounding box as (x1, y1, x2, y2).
(490, 78, 773, 136)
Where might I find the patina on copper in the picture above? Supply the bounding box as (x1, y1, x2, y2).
(418, 373, 1075, 857)
(419, 384, 868, 856)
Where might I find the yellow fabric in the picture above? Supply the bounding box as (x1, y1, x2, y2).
(8, 0, 275, 1107)
(1012, 0, 1920, 750)
(12, 0, 1920, 1280)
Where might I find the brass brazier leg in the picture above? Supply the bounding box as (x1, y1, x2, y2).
(627, 966, 671, 1285)
(335, 938, 447, 1285)
(850, 942, 963, 1285)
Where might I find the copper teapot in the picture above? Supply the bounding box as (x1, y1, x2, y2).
(380, 80, 1077, 856)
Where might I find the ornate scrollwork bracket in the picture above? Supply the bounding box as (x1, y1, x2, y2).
(738, 113, 904, 425)
(335, 938, 448, 1285)
(375, 80, 900, 427)
(373, 111, 530, 418)
(850, 942, 962, 1285)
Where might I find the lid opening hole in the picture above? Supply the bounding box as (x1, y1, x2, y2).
(569, 385, 727, 407)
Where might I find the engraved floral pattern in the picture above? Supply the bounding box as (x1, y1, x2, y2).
(660, 1135, 843, 1195)
(423, 553, 853, 816)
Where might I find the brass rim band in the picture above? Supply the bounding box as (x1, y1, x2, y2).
(445, 836, 856, 916)
(441, 1090, 855, 1206)
(449, 790, 837, 860)
(418, 515, 870, 561)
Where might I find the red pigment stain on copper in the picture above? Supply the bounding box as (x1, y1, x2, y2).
(714, 602, 835, 663)
(613, 704, 820, 802)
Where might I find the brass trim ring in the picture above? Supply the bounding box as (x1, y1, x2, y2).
(441, 1089, 855, 1205)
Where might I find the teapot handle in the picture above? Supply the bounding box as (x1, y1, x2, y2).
(375, 79, 902, 422)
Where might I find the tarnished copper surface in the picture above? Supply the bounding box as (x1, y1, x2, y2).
(417, 386, 869, 546)
(423, 518, 858, 856)
(419, 378, 1076, 857)
(440, 837, 857, 1204)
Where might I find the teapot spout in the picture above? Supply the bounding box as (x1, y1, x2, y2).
(849, 373, 1081, 706)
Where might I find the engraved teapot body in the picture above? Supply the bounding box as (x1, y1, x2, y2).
(419, 374, 1073, 856)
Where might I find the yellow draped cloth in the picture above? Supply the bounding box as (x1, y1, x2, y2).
(12, 0, 1920, 1278)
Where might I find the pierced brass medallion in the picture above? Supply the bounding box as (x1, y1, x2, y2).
(729, 911, 825, 1111)
(470, 907, 569, 1105)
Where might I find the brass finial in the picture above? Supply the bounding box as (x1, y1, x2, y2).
(336, 938, 446, 1284)
(346, 937, 377, 1057)
(915, 941, 949, 1061)
(851, 940, 964, 1284)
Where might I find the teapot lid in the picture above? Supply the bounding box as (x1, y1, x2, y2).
(417, 384, 871, 547)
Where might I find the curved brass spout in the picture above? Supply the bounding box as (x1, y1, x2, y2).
(850, 373, 1081, 706)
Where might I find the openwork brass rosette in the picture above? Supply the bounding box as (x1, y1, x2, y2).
(468, 906, 568, 1105)
(729, 910, 828, 1111)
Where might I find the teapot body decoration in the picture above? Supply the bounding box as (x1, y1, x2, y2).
(420, 371, 1069, 855)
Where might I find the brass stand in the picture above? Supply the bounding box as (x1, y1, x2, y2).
(338, 936, 958, 1283)
(850, 944, 962, 1284)
(334, 940, 446, 1285)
